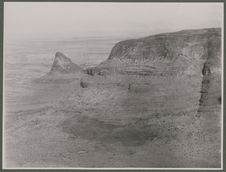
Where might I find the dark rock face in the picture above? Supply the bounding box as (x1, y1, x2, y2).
(197, 30, 222, 112)
(49, 52, 82, 74)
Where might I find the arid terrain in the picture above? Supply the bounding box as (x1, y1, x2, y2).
(4, 28, 222, 168)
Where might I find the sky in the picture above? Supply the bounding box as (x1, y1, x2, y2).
(4, 2, 223, 41)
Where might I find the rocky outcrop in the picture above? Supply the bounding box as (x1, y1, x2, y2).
(49, 52, 82, 74)
(36, 52, 83, 83)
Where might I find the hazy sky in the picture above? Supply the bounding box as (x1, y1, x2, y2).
(4, 2, 223, 40)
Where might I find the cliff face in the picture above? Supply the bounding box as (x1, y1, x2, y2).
(92, 28, 221, 77)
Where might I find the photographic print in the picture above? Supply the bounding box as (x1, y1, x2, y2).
(3, 2, 223, 169)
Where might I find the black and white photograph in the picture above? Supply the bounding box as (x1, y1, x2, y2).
(3, 2, 223, 169)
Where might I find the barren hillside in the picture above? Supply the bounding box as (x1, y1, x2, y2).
(4, 28, 222, 168)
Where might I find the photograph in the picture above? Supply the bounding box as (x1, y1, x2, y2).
(3, 2, 223, 169)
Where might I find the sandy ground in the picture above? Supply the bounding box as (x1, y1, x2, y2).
(3, 74, 221, 168)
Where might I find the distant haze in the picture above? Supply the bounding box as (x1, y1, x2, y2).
(4, 2, 223, 41)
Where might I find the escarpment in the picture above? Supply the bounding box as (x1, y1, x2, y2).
(87, 28, 221, 77)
